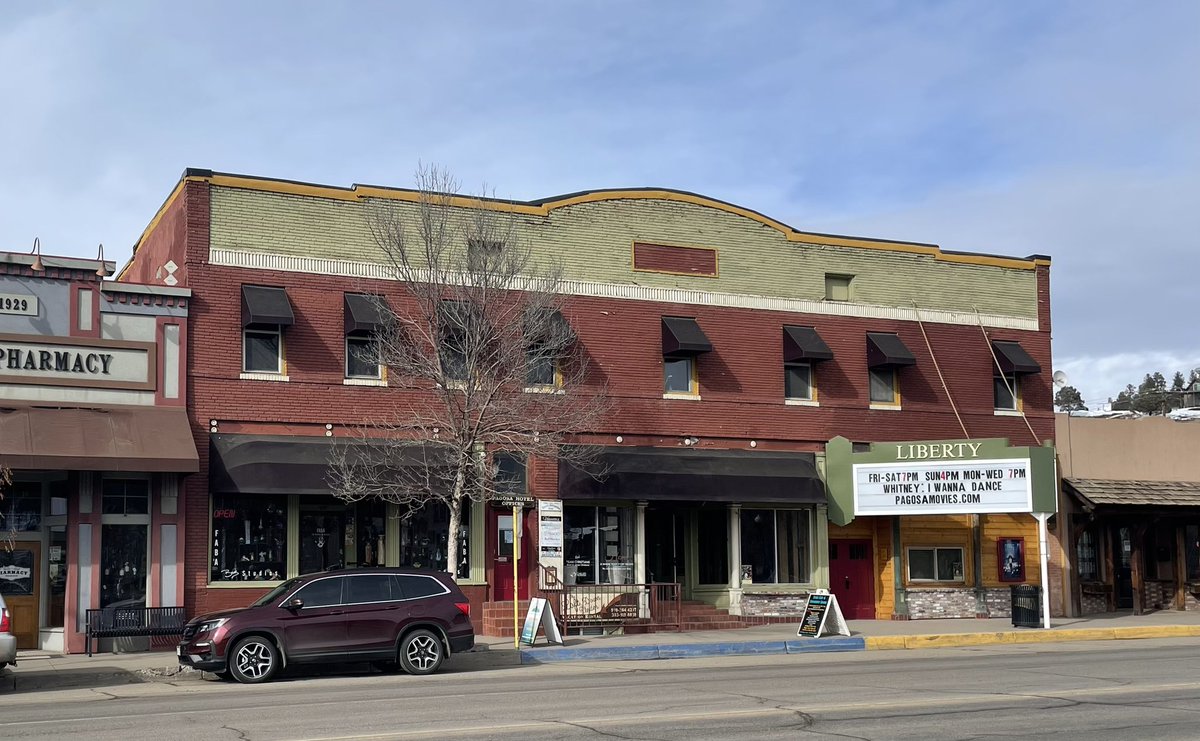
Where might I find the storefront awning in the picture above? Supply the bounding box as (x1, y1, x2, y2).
(241, 285, 295, 327)
(867, 332, 916, 368)
(558, 447, 826, 504)
(210, 434, 446, 496)
(344, 293, 388, 335)
(661, 317, 712, 356)
(0, 405, 198, 472)
(992, 340, 1041, 375)
(783, 326, 833, 363)
(1065, 478, 1200, 509)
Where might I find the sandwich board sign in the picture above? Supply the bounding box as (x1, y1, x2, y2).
(797, 590, 850, 638)
(520, 597, 564, 646)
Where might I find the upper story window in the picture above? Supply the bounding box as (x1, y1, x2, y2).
(661, 317, 712, 398)
(866, 332, 915, 408)
(782, 326, 833, 403)
(344, 294, 388, 380)
(824, 274, 853, 301)
(101, 478, 150, 516)
(990, 340, 1041, 413)
(524, 308, 572, 388)
(438, 301, 473, 382)
(241, 286, 294, 376)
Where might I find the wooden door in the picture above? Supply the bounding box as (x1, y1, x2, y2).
(829, 539, 875, 620)
(492, 509, 529, 601)
(1, 543, 40, 649)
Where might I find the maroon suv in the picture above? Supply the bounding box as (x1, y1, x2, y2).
(177, 568, 475, 684)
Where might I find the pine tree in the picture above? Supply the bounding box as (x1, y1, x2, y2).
(1054, 385, 1087, 412)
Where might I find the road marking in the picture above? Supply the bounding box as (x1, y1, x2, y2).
(6, 679, 1200, 733)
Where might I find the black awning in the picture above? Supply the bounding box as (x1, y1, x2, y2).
(783, 326, 833, 363)
(867, 332, 916, 368)
(344, 293, 388, 335)
(241, 286, 294, 328)
(524, 308, 574, 342)
(992, 340, 1041, 375)
(662, 317, 712, 356)
(209, 434, 447, 496)
(559, 447, 826, 505)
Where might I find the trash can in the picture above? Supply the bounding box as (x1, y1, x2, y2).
(1010, 584, 1041, 628)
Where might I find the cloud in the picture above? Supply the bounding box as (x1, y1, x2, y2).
(1058, 351, 1200, 409)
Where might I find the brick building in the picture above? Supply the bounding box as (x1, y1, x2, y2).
(117, 169, 1059, 634)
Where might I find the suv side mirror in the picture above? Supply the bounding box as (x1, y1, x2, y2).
(284, 598, 304, 612)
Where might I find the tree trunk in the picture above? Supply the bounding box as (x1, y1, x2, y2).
(446, 466, 466, 580)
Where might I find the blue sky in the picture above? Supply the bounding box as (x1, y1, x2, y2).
(2, 1, 1197, 406)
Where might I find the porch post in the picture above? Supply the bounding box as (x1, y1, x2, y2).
(728, 504, 742, 615)
(1131, 524, 1145, 616)
(635, 501, 647, 585)
(1175, 525, 1187, 611)
(892, 517, 908, 618)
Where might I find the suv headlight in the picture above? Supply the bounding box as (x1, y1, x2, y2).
(195, 618, 228, 634)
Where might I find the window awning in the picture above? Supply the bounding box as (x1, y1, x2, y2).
(0, 405, 198, 472)
(661, 317, 712, 356)
(559, 447, 826, 505)
(344, 294, 388, 335)
(524, 308, 574, 342)
(242, 286, 294, 328)
(867, 332, 916, 368)
(210, 434, 449, 496)
(992, 340, 1041, 375)
(783, 326, 833, 363)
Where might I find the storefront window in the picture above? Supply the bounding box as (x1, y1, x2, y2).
(697, 508, 729, 585)
(211, 494, 288, 582)
(1, 481, 42, 532)
(740, 509, 811, 584)
(563, 506, 634, 585)
(399, 502, 471, 579)
(48, 525, 68, 625)
(100, 524, 147, 607)
(102, 479, 149, 516)
(907, 546, 964, 582)
(356, 499, 387, 568)
(1077, 529, 1099, 582)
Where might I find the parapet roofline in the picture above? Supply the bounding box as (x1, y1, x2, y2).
(0, 250, 115, 274)
(131, 168, 1052, 272)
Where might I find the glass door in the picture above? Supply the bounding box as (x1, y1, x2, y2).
(100, 525, 147, 608)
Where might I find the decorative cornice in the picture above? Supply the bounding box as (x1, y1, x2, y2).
(209, 248, 1040, 332)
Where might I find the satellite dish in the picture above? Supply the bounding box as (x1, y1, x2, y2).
(1052, 370, 1069, 389)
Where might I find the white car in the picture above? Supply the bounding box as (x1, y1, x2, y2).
(0, 593, 16, 668)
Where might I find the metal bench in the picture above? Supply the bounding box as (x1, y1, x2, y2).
(84, 606, 188, 657)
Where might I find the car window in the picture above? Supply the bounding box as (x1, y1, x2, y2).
(394, 575, 447, 600)
(253, 577, 302, 607)
(344, 574, 395, 604)
(291, 577, 343, 608)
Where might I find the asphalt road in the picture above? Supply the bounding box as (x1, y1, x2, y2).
(3, 638, 1200, 740)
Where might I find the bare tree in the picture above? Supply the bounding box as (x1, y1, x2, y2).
(328, 166, 610, 578)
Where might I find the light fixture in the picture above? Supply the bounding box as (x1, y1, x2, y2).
(615, 435, 624, 443)
(683, 436, 699, 446)
(30, 238, 44, 272)
(95, 243, 107, 277)
(750, 440, 757, 448)
(325, 423, 333, 429)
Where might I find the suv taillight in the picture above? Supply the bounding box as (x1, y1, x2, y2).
(454, 602, 471, 617)
(0, 608, 9, 633)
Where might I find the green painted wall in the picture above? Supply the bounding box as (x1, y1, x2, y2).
(208, 185, 1040, 320)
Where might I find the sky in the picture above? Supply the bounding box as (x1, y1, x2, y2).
(1, 1, 1197, 408)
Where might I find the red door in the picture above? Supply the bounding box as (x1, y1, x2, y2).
(829, 540, 875, 619)
(491, 508, 529, 601)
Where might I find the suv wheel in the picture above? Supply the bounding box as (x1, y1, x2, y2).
(399, 629, 444, 675)
(230, 636, 279, 684)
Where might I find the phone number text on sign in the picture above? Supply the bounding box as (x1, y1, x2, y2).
(853, 457, 1033, 515)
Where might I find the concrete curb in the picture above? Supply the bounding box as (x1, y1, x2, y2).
(864, 625, 1200, 650)
(519, 637, 865, 664)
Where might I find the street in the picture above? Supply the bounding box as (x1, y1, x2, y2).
(3, 638, 1200, 740)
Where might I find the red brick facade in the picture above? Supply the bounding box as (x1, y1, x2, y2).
(122, 175, 1055, 625)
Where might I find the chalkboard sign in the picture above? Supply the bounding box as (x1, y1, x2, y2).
(797, 590, 851, 638)
(798, 592, 831, 637)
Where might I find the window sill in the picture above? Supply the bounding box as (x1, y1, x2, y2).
(207, 580, 284, 589)
(785, 398, 819, 407)
(993, 409, 1023, 417)
(344, 377, 387, 387)
(240, 372, 290, 382)
(905, 582, 968, 589)
(869, 403, 901, 411)
(438, 380, 468, 391)
(740, 583, 817, 593)
(524, 385, 565, 395)
(663, 392, 702, 401)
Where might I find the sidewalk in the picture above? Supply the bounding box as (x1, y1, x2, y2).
(5, 610, 1200, 693)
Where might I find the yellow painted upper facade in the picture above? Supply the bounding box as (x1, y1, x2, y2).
(133, 171, 1049, 324)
